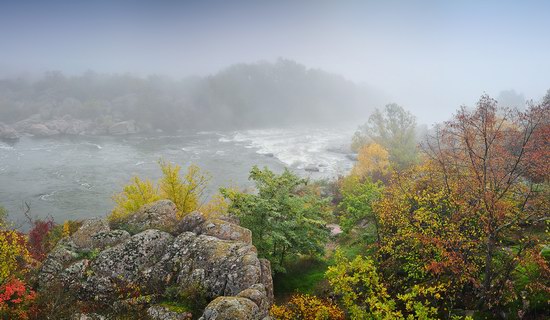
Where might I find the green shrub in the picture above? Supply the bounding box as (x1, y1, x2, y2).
(222, 166, 330, 273)
(162, 282, 208, 318)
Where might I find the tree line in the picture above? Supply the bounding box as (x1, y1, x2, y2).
(0, 59, 382, 132)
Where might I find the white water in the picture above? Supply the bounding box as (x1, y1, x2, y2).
(0, 126, 355, 225)
(218, 126, 354, 174)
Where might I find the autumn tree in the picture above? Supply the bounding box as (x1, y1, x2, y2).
(351, 142, 391, 182)
(419, 95, 550, 311)
(109, 177, 160, 224)
(109, 161, 210, 223)
(270, 294, 345, 320)
(326, 251, 443, 319)
(543, 88, 550, 106)
(375, 163, 482, 313)
(370, 95, 549, 316)
(338, 174, 383, 237)
(200, 193, 229, 219)
(0, 207, 36, 319)
(335, 141, 390, 241)
(524, 90, 550, 183)
(158, 160, 210, 218)
(353, 103, 418, 169)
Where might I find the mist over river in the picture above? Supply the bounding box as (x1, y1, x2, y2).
(0, 127, 355, 226)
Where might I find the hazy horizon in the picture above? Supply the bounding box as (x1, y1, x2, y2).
(1, 0, 549, 124)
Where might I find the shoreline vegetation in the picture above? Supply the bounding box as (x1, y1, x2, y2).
(0, 59, 383, 141)
(1, 92, 549, 319)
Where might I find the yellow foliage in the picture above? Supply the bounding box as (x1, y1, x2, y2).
(351, 143, 391, 181)
(326, 250, 403, 319)
(325, 250, 453, 319)
(201, 193, 229, 219)
(62, 220, 71, 238)
(158, 160, 210, 218)
(0, 230, 30, 283)
(270, 294, 345, 320)
(109, 177, 161, 223)
(108, 160, 211, 223)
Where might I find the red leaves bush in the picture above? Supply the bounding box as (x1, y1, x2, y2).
(0, 277, 36, 319)
(27, 219, 55, 261)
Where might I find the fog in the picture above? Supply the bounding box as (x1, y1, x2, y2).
(1, 0, 549, 126)
(0, 61, 387, 133)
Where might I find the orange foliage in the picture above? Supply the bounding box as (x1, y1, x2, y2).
(270, 294, 345, 320)
(375, 95, 550, 311)
(351, 142, 391, 182)
(0, 277, 36, 319)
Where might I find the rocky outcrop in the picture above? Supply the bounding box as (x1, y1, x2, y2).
(111, 200, 181, 234)
(11, 114, 94, 136)
(73, 313, 107, 320)
(147, 306, 192, 320)
(195, 218, 252, 244)
(6, 114, 144, 137)
(200, 297, 259, 320)
(39, 200, 273, 319)
(304, 164, 320, 172)
(12, 114, 42, 133)
(0, 122, 19, 140)
(27, 123, 59, 136)
(49, 116, 92, 135)
(109, 120, 137, 135)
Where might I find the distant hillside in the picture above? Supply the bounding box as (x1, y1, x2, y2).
(0, 59, 383, 133)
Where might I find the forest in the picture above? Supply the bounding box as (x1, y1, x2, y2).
(0, 59, 381, 133)
(1, 90, 548, 319)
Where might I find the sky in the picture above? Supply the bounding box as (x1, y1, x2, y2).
(0, 0, 549, 124)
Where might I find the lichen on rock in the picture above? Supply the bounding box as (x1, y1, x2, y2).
(38, 199, 273, 319)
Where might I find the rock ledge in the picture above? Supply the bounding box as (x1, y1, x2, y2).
(39, 200, 273, 320)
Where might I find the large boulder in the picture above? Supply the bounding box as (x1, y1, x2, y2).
(111, 200, 180, 234)
(39, 200, 273, 319)
(12, 114, 42, 132)
(12, 114, 68, 136)
(0, 122, 19, 140)
(149, 232, 261, 297)
(71, 229, 176, 301)
(109, 120, 137, 135)
(258, 259, 274, 306)
(27, 123, 59, 136)
(70, 218, 110, 249)
(73, 313, 106, 320)
(65, 118, 92, 135)
(45, 118, 72, 133)
(44, 116, 92, 135)
(200, 297, 259, 320)
(177, 211, 207, 233)
(195, 219, 252, 244)
(304, 164, 320, 172)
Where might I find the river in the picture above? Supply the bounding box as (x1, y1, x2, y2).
(0, 126, 355, 226)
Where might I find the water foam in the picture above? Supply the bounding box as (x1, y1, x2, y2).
(84, 142, 103, 149)
(219, 127, 355, 175)
(39, 191, 57, 201)
(0, 143, 13, 150)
